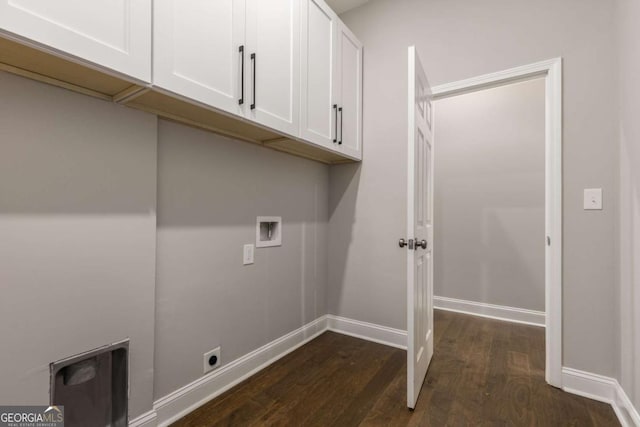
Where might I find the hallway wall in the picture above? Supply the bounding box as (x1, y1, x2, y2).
(434, 78, 545, 312)
(331, 0, 619, 379)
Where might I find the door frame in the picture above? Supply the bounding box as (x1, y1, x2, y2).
(430, 57, 563, 388)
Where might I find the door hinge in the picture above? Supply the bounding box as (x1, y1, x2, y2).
(547, 236, 551, 246)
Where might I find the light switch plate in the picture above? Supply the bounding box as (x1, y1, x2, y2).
(243, 244, 254, 265)
(583, 188, 602, 210)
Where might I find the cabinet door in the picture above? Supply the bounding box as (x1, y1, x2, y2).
(337, 23, 363, 160)
(246, 0, 300, 136)
(0, 0, 151, 82)
(300, 0, 338, 149)
(154, 0, 246, 116)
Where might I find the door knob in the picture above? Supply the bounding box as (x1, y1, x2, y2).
(399, 238, 416, 249)
(414, 239, 427, 250)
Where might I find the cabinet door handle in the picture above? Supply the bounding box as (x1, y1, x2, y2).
(339, 107, 343, 145)
(239, 45, 245, 105)
(333, 104, 338, 143)
(251, 53, 256, 110)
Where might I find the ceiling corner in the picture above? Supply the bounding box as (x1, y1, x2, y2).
(325, 0, 370, 15)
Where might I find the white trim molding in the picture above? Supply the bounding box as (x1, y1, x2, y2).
(432, 57, 563, 388)
(434, 296, 545, 327)
(129, 409, 158, 427)
(153, 315, 328, 426)
(139, 316, 640, 427)
(431, 58, 561, 100)
(562, 367, 640, 427)
(144, 314, 408, 426)
(617, 387, 640, 427)
(326, 314, 407, 349)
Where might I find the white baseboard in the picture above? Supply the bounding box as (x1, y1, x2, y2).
(129, 409, 157, 427)
(153, 315, 328, 426)
(135, 314, 407, 426)
(615, 384, 640, 427)
(434, 296, 546, 327)
(326, 314, 407, 349)
(134, 313, 640, 427)
(132, 316, 640, 427)
(562, 367, 640, 427)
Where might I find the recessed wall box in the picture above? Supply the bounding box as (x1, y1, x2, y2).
(256, 216, 282, 248)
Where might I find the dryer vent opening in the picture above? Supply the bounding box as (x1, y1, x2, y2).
(50, 340, 128, 427)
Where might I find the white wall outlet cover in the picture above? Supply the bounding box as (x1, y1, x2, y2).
(256, 216, 282, 248)
(243, 244, 254, 265)
(203, 347, 221, 374)
(583, 188, 603, 210)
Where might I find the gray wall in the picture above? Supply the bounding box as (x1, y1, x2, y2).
(0, 72, 157, 418)
(617, 0, 640, 411)
(2, 0, 634, 413)
(332, 0, 619, 378)
(434, 78, 545, 311)
(154, 121, 328, 399)
(0, 71, 330, 414)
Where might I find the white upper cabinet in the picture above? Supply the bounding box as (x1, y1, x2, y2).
(300, 0, 338, 149)
(336, 22, 363, 160)
(245, 0, 300, 136)
(0, 0, 362, 162)
(0, 0, 151, 82)
(299, 0, 362, 159)
(154, 0, 300, 137)
(154, 0, 246, 116)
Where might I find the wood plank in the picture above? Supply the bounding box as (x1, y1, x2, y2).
(0, 36, 135, 97)
(174, 333, 343, 427)
(171, 311, 621, 427)
(264, 138, 352, 165)
(328, 350, 405, 426)
(126, 90, 279, 144)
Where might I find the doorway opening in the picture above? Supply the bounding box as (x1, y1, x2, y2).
(431, 59, 563, 388)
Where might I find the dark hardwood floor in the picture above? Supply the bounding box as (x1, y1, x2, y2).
(172, 310, 619, 426)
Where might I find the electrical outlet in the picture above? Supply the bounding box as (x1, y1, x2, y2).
(203, 347, 221, 374)
(243, 244, 254, 265)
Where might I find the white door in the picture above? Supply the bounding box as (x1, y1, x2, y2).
(246, 0, 300, 136)
(154, 0, 246, 117)
(0, 0, 151, 82)
(336, 23, 362, 160)
(300, 0, 338, 149)
(406, 45, 434, 409)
